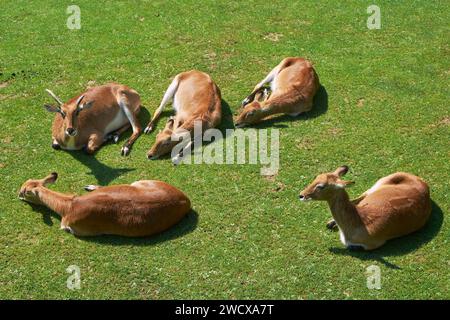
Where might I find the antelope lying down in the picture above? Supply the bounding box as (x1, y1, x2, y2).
(19, 173, 191, 237)
(145, 70, 222, 163)
(299, 166, 432, 250)
(44, 83, 142, 156)
(235, 57, 320, 127)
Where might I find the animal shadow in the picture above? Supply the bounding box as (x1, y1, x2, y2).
(68, 151, 135, 185)
(329, 200, 444, 269)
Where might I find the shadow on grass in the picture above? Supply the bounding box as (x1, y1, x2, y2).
(26, 202, 199, 245)
(218, 99, 236, 131)
(329, 200, 444, 269)
(67, 151, 135, 186)
(237, 84, 329, 129)
(60, 107, 152, 185)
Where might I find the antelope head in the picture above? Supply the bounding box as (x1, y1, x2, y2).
(235, 89, 271, 128)
(18, 172, 58, 205)
(147, 117, 180, 160)
(44, 89, 94, 137)
(299, 166, 355, 201)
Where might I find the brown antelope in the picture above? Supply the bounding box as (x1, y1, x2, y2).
(18, 173, 191, 237)
(44, 83, 142, 156)
(235, 57, 320, 127)
(299, 166, 432, 250)
(144, 70, 222, 163)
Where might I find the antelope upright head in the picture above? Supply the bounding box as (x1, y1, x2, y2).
(147, 118, 180, 160)
(299, 166, 355, 201)
(19, 172, 58, 204)
(44, 89, 94, 137)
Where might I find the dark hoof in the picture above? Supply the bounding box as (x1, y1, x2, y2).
(107, 133, 120, 144)
(241, 97, 251, 107)
(326, 220, 337, 230)
(121, 146, 130, 156)
(144, 125, 153, 134)
(52, 143, 61, 150)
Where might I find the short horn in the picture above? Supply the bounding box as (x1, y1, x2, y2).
(75, 94, 85, 108)
(45, 89, 64, 106)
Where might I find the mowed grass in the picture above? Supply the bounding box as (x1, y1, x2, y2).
(0, 0, 449, 299)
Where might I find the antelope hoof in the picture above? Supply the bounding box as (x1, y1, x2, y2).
(241, 97, 251, 107)
(52, 143, 61, 150)
(121, 146, 130, 156)
(107, 133, 120, 144)
(84, 185, 98, 192)
(326, 219, 337, 230)
(144, 125, 154, 134)
(171, 155, 182, 166)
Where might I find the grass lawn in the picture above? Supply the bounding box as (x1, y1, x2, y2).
(0, 0, 448, 299)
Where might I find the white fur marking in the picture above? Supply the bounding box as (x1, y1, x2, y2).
(172, 94, 180, 113)
(366, 179, 384, 195)
(64, 135, 77, 150)
(105, 109, 128, 134)
(270, 78, 278, 92)
(339, 230, 368, 250)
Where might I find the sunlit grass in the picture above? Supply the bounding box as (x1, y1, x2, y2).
(0, 0, 448, 299)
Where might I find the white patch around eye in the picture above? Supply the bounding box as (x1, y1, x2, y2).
(335, 184, 345, 189)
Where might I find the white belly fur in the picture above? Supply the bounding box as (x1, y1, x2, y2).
(270, 78, 278, 92)
(104, 110, 128, 135)
(172, 94, 180, 113)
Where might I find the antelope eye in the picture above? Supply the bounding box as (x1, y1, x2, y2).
(315, 184, 325, 190)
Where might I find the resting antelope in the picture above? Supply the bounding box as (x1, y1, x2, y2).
(18, 173, 191, 237)
(44, 83, 142, 156)
(299, 166, 432, 250)
(144, 70, 222, 163)
(235, 57, 319, 127)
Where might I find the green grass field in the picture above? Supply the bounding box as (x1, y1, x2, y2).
(0, 0, 448, 299)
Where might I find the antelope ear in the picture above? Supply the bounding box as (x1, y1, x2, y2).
(79, 100, 94, 111)
(166, 117, 175, 129)
(333, 165, 349, 177)
(44, 104, 61, 113)
(42, 172, 58, 186)
(336, 179, 355, 188)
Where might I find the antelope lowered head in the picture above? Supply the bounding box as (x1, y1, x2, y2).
(147, 118, 181, 160)
(44, 89, 94, 137)
(18, 172, 58, 205)
(299, 165, 355, 201)
(235, 101, 269, 128)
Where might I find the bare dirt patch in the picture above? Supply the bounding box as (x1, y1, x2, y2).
(263, 33, 283, 42)
(357, 98, 365, 107)
(296, 138, 314, 150)
(429, 116, 450, 128)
